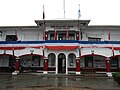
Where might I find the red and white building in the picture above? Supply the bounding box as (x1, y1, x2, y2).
(0, 19, 120, 76)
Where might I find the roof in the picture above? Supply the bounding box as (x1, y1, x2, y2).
(35, 19, 90, 27)
(86, 25, 120, 30)
(0, 26, 38, 29)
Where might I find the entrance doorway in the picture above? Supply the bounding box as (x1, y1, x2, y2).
(58, 53, 66, 73)
(85, 56, 93, 67)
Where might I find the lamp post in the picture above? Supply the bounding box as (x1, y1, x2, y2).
(91, 50, 94, 55)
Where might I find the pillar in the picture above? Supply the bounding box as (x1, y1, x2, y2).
(43, 58, 48, 74)
(106, 57, 112, 77)
(76, 57, 81, 74)
(66, 56, 68, 74)
(55, 55, 58, 74)
(76, 31, 79, 40)
(15, 57, 20, 73)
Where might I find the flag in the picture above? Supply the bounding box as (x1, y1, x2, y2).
(108, 31, 110, 40)
(66, 31, 69, 39)
(43, 5, 45, 19)
(54, 31, 57, 40)
(42, 35, 45, 40)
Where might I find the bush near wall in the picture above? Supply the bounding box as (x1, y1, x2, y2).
(112, 72, 120, 85)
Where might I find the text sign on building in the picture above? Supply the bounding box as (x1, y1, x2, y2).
(51, 26, 74, 30)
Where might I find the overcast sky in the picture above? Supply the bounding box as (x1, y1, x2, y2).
(0, 0, 120, 26)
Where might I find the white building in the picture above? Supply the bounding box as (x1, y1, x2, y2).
(0, 19, 120, 76)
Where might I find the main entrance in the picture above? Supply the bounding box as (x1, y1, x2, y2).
(85, 56, 93, 67)
(58, 53, 66, 73)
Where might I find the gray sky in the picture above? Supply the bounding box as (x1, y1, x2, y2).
(0, 0, 120, 26)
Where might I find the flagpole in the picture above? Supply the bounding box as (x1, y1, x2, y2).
(78, 4, 80, 40)
(78, 4, 81, 28)
(43, 5, 46, 40)
(63, 0, 65, 18)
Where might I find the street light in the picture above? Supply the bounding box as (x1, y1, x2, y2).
(30, 50, 34, 54)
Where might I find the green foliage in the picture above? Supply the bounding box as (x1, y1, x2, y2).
(112, 72, 120, 85)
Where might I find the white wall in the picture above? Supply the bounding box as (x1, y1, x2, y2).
(0, 28, 43, 41)
(81, 28, 120, 41)
(81, 48, 112, 57)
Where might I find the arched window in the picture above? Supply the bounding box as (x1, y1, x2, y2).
(48, 53, 56, 67)
(68, 53, 76, 67)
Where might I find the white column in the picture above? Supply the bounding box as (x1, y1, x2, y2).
(66, 55, 68, 74)
(55, 55, 58, 74)
(118, 57, 120, 68)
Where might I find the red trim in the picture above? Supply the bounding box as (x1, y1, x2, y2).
(113, 47, 120, 50)
(45, 46, 79, 50)
(0, 46, 42, 50)
(0, 47, 26, 50)
(81, 46, 120, 50)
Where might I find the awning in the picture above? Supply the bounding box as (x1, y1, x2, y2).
(45, 46, 79, 50)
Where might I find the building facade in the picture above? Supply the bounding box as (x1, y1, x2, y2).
(0, 19, 120, 76)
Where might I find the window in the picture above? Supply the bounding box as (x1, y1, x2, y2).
(68, 53, 76, 67)
(50, 33, 54, 40)
(6, 35, 17, 41)
(68, 34, 75, 40)
(0, 56, 9, 67)
(48, 53, 55, 67)
(58, 34, 66, 40)
(88, 37, 101, 41)
(94, 60, 106, 68)
(110, 57, 118, 68)
(93, 56, 106, 68)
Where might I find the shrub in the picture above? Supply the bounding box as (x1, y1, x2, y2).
(112, 72, 120, 85)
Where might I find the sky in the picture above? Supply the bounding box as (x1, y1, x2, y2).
(0, 0, 120, 26)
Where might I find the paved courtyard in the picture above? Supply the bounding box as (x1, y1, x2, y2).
(0, 73, 120, 90)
